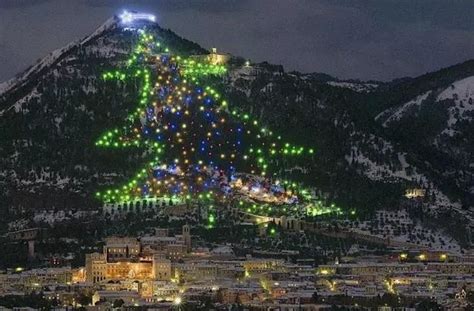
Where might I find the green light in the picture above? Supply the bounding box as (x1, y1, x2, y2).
(94, 30, 322, 218)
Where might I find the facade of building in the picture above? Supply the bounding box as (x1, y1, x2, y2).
(85, 226, 191, 284)
(103, 237, 141, 262)
(152, 256, 172, 281)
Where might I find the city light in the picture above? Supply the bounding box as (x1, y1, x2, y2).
(173, 296, 182, 305)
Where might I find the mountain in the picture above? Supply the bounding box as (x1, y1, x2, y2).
(374, 68, 474, 207)
(0, 16, 205, 211)
(0, 15, 472, 246)
(227, 61, 473, 246)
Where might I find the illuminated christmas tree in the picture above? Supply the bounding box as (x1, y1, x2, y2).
(94, 30, 339, 221)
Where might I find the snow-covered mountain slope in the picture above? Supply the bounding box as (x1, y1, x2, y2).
(0, 14, 472, 246)
(327, 81, 380, 93)
(0, 18, 118, 100)
(437, 76, 474, 134)
(228, 59, 472, 242)
(375, 91, 432, 126)
(0, 15, 206, 210)
(372, 74, 474, 241)
(377, 76, 474, 132)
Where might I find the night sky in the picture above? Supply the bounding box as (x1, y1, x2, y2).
(1, 0, 473, 82)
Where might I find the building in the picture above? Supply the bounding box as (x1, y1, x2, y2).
(244, 258, 285, 274)
(85, 226, 192, 283)
(85, 253, 107, 283)
(151, 281, 180, 300)
(103, 237, 141, 262)
(0, 267, 72, 293)
(85, 252, 153, 283)
(92, 290, 141, 306)
(153, 256, 172, 281)
(140, 225, 191, 260)
(22, 268, 72, 289)
(154, 228, 169, 237)
(405, 188, 426, 199)
(182, 224, 191, 252)
(174, 261, 219, 282)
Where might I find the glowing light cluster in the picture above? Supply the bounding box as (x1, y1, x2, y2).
(181, 59, 227, 78)
(119, 10, 156, 24)
(94, 29, 340, 221)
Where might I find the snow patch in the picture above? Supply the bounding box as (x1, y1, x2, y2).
(437, 76, 474, 134)
(346, 144, 465, 219)
(0, 17, 117, 98)
(376, 91, 432, 126)
(0, 88, 40, 116)
(327, 81, 379, 93)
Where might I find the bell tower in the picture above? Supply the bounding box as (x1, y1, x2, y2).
(182, 225, 191, 252)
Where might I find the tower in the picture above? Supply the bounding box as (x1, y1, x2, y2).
(182, 225, 191, 252)
(27, 240, 35, 260)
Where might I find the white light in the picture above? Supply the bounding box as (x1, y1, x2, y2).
(119, 10, 156, 24)
(174, 296, 182, 305)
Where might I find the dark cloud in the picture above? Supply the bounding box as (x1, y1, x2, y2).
(0, 0, 473, 82)
(82, 0, 249, 13)
(324, 0, 474, 31)
(0, 0, 51, 9)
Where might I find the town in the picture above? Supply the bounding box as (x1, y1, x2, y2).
(1, 220, 473, 309)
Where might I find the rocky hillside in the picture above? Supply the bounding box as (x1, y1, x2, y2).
(0, 15, 472, 245)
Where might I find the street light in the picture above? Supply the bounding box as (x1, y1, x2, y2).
(174, 296, 182, 310)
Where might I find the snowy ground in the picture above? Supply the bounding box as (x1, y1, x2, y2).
(327, 81, 379, 93)
(345, 129, 465, 221)
(342, 209, 462, 253)
(375, 91, 432, 126)
(437, 76, 474, 136)
(228, 66, 257, 97)
(376, 75, 474, 136)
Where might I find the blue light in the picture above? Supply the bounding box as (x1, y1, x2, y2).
(185, 95, 192, 105)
